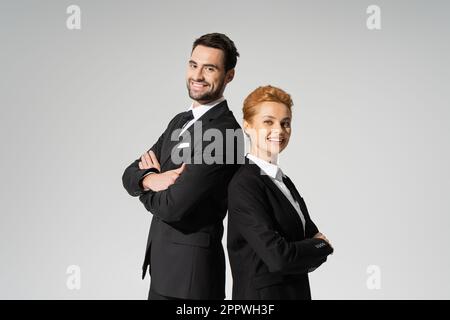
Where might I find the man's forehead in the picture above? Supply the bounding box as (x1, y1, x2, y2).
(190, 45, 224, 65)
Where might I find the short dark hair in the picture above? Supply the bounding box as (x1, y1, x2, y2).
(192, 33, 240, 72)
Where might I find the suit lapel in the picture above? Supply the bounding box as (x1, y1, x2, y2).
(282, 174, 314, 223)
(159, 113, 189, 168)
(282, 175, 302, 206)
(160, 100, 230, 168)
(246, 157, 305, 239)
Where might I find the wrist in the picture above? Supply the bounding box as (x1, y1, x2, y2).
(139, 169, 159, 191)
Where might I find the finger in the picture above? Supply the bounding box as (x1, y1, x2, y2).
(140, 154, 150, 168)
(143, 152, 153, 167)
(149, 151, 161, 171)
(138, 161, 143, 169)
(140, 155, 146, 168)
(169, 172, 180, 180)
(164, 174, 176, 185)
(161, 171, 176, 182)
(173, 163, 186, 174)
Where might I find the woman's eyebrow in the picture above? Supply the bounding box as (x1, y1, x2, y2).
(262, 115, 291, 120)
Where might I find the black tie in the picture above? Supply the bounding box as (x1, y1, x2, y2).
(179, 110, 194, 129)
(282, 175, 306, 235)
(282, 175, 299, 202)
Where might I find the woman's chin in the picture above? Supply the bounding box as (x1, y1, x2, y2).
(267, 144, 286, 155)
(262, 147, 282, 160)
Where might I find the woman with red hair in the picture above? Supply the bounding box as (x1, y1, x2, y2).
(227, 85, 334, 300)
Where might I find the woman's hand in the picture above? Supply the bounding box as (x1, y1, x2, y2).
(313, 232, 333, 252)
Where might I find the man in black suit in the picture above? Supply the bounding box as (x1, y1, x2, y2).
(122, 33, 244, 300)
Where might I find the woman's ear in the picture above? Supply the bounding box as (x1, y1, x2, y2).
(243, 120, 250, 136)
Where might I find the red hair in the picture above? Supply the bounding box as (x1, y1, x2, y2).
(243, 85, 293, 122)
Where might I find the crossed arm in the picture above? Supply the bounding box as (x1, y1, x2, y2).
(228, 178, 334, 275)
(122, 120, 229, 223)
(139, 161, 228, 223)
(121, 129, 167, 197)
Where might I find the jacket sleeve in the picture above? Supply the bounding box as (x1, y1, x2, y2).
(121, 115, 177, 197)
(138, 119, 241, 224)
(228, 177, 333, 274)
(281, 255, 328, 275)
(139, 162, 232, 223)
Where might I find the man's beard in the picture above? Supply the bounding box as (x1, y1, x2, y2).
(187, 77, 225, 103)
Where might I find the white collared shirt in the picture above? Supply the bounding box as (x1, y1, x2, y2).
(179, 96, 226, 136)
(246, 153, 306, 235)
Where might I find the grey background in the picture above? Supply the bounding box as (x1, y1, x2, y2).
(1, 0, 449, 299)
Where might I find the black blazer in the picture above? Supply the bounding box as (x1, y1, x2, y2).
(227, 157, 333, 300)
(122, 100, 243, 299)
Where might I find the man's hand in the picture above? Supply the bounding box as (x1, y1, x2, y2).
(313, 232, 334, 252)
(138, 150, 161, 171)
(141, 163, 186, 192)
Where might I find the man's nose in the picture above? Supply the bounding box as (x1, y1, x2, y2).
(192, 67, 205, 81)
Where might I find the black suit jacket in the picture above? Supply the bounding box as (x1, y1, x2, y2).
(122, 100, 243, 299)
(227, 157, 333, 300)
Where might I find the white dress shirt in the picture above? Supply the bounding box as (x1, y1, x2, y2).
(179, 96, 226, 136)
(246, 153, 306, 235)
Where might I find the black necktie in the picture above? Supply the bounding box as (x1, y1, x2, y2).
(179, 110, 194, 129)
(282, 175, 306, 235)
(282, 175, 299, 202)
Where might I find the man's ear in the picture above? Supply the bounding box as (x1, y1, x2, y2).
(225, 69, 235, 84)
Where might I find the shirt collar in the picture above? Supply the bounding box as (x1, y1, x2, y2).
(246, 153, 284, 181)
(188, 96, 226, 120)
